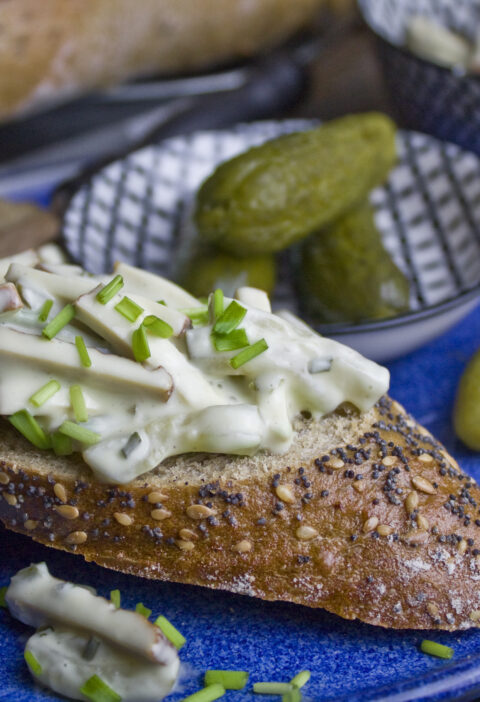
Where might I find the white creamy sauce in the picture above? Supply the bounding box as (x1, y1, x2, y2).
(6, 563, 180, 702)
(0, 256, 390, 484)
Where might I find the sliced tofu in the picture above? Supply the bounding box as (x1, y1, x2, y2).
(0, 327, 172, 404)
(114, 261, 201, 309)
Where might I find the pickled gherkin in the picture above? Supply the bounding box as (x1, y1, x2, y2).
(179, 247, 275, 298)
(194, 113, 397, 255)
(300, 202, 410, 324)
(454, 349, 480, 450)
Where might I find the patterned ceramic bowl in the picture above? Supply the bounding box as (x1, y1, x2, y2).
(60, 120, 480, 362)
(358, 0, 480, 156)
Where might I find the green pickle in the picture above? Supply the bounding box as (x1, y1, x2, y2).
(454, 350, 480, 450)
(179, 248, 275, 298)
(194, 113, 397, 255)
(300, 202, 410, 324)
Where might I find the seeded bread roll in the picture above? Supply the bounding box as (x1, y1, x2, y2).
(0, 0, 324, 120)
(1, 397, 480, 631)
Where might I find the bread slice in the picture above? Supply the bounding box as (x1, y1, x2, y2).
(1, 397, 479, 631)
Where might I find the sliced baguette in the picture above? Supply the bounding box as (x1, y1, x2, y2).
(1, 397, 479, 631)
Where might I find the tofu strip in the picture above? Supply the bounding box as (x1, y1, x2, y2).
(6, 563, 178, 666)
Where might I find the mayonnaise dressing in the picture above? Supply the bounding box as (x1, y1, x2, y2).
(0, 258, 390, 484)
(6, 563, 179, 702)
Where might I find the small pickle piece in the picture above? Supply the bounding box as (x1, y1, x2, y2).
(194, 113, 397, 255)
(454, 349, 480, 450)
(179, 247, 275, 298)
(300, 201, 410, 324)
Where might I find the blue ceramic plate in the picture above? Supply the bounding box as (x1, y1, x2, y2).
(2, 185, 480, 702)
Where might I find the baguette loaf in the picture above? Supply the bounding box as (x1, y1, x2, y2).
(2, 397, 480, 631)
(0, 0, 324, 120)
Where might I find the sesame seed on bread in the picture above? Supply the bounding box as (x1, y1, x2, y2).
(1, 397, 480, 631)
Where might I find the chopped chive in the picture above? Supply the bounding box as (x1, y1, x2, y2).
(96, 275, 124, 305)
(51, 431, 73, 456)
(213, 289, 224, 319)
(135, 602, 152, 618)
(181, 683, 225, 702)
(24, 650, 42, 676)
(213, 300, 246, 335)
(9, 410, 50, 449)
(143, 315, 173, 338)
(182, 307, 209, 326)
(29, 379, 61, 407)
(82, 636, 100, 661)
(110, 589, 121, 609)
(157, 300, 167, 306)
(58, 421, 100, 446)
(420, 640, 453, 659)
(212, 328, 249, 352)
(154, 615, 186, 650)
(70, 385, 88, 423)
(283, 690, 302, 702)
(38, 299, 53, 322)
(290, 671, 310, 689)
(0, 586, 7, 607)
(253, 683, 294, 695)
(230, 338, 268, 370)
(79, 674, 122, 702)
(121, 432, 141, 459)
(115, 296, 144, 322)
(75, 336, 92, 368)
(42, 303, 75, 340)
(204, 670, 248, 690)
(132, 325, 150, 362)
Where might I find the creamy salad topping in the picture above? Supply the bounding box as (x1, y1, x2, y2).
(0, 249, 389, 484)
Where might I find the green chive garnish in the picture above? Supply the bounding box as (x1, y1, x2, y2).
(110, 589, 121, 609)
(9, 410, 50, 449)
(24, 650, 42, 676)
(204, 670, 248, 690)
(70, 385, 88, 423)
(182, 307, 209, 326)
(121, 432, 141, 459)
(38, 299, 53, 322)
(157, 300, 167, 306)
(143, 315, 173, 338)
(420, 640, 454, 659)
(212, 328, 249, 352)
(181, 683, 225, 702)
(29, 379, 61, 407)
(213, 289, 224, 319)
(79, 674, 122, 702)
(230, 338, 268, 369)
(253, 683, 294, 695)
(0, 586, 7, 608)
(283, 690, 301, 702)
(51, 431, 73, 456)
(96, 275, 124, 305)
(132, 325, 150, 362)
(290, 671, 311, 689)
(154, 615, 186, 650)
(42, 303, 75, 339)
(58, 421, 100, 446)
(135, 602, 151, 618)
(75, 336, 92, 368)
(213, 300, 246, 335)
(115, 296, 144, 322)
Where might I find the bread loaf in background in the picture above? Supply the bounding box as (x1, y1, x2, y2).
(0, 0, 326, 120)
(2, 398, 480, 631)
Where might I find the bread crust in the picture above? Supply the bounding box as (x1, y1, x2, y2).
(0, 0, 323, 119)
(1, 397, 480, 631)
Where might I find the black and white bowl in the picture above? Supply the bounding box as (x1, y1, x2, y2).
(358, 0, 480, 156)
(60, 120, 480, 362)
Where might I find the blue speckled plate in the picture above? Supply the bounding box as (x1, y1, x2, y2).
(2, 195, 480, 701)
